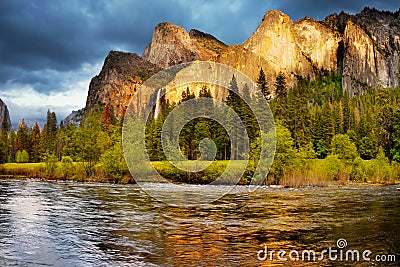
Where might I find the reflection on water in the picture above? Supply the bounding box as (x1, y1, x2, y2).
(0, 179, 399, 266)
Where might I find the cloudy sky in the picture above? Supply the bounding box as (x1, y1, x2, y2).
(0, 0, 399, 127)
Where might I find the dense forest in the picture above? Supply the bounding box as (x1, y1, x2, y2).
(0, 70, 399, 185)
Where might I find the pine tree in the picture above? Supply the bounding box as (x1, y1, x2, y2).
(198, 85, 212, 116)
(31, 121, 41, 162)
(1, 117, 8, 138)
(16, 119, 30, 153)
(178, 87, 196, 159)
(45, 110, 58, 154)
(321, 102, 335, 147)
(342, 92, 350, 133)
(257, 68, 269, 99)
(1, 117, 8, 162)
(225, 74, 240, 108)
(273, 72, 288, 123)
(275, 71, 287, 99)
(225, 75, 241, 159)
(0, 140, 6, 164)
(39, 124, 47, 160)
(390, 107, 400, 162)
(9, 127, 16, 162)
(332, 103, 342, 135)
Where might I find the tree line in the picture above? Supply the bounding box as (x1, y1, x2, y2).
(0, 68, 399, 184)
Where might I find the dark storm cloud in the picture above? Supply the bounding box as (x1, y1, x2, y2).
(0, 0, 191, 80)
(1, 0, 398, 86)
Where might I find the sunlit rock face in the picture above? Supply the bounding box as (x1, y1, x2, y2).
(86, 8, 400, 115)
(218, 10, 343, 89)
(142, 22, 227, 68)
(293, 17, 342, 73)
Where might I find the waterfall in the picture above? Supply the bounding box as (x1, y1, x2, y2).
(154, 88, 162, 120)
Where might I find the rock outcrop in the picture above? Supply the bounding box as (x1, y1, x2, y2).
(0, 99, 12, 130)
(189, 29, 227, 58)
(86, 51, 160, 118)
(142, 22, 227, 68)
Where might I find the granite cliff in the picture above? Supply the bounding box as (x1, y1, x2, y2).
(142, 22, 227, 68)
(86, 51, 160, 117)
(217, 11, 342, 88)
(0, 99, 11, 130)
(86, 7, 400, 117)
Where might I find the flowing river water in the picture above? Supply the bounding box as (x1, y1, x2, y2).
(0, 179, 399, 266)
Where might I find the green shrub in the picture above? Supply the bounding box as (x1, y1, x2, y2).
(44, 153, 58, 176)
(350, 156, 367, 182)
(324, 155, 346, 180)
(74, 163, 86, 182)
(61, 156, 74, 179)
(100, 142, 128, 181)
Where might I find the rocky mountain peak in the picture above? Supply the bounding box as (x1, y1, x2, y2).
(86, 50, 160, 118)
(261, 10, 291, 24)
(142, 22, 205, 68)
(189, 29, 228, 57)
(142, 22, 228, 68)
(321, 11, 351, 33)
(248, 10, 293, 45)
(189, 29, 218, 41)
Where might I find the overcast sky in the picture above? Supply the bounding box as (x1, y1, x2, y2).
(0, 0, 399, 127)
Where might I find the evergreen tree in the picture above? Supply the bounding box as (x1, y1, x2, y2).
(225, 74, 240, 108)
(225, 75, 241, 159)
(178, 87, 196, 160)
(9, 127, 16, 162)
(1, 117, 8, 162)
(342, 92, 350, 133)
(1, 117, 8, 139)
(31, 121, 41, 162)
(39, 124, 47, 160)
(321, 102, 335, 146)
(287, 77, 311, 148)
(275, 71, 287, 98)
(390, 108, 400, 162)
(273, 72, 288, 123)
(257, 68, 269, 99)
(45, 110, 58, 154)
(358, 136, 375, 160)
(16, 119, 30, 154)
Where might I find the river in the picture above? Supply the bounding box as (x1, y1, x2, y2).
(0, 179, 399, 266)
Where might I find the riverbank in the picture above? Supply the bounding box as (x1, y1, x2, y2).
(0, 158, 399, 187)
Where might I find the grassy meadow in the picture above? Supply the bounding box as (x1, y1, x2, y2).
(1, 157, 399, 187)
